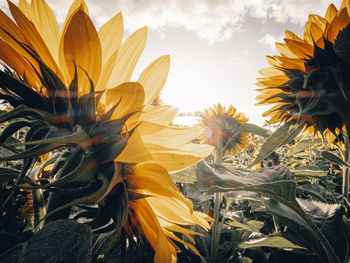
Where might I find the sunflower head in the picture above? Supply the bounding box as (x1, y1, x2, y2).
(256, 1, 350, 141)
(200, 103, 249, 155)
(0, 1, 213, 262)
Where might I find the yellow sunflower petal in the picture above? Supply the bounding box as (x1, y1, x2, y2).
(63, 9, 102, 95)
(17, 0, 31, 18)
(130, 162, 193, 211)
(275, 42, 298, 58)
(266, 56, 305, 71)
(8, 1, 61, 77)
(256, 75, 289, 88)
(327, 7, 350, 43)
(145, 143, 213, 172)
(102, 82, 145, 121)
(147, 196, 210, 229)
(142, 126, 203, 147)
(284, 38, 313, 58)
(96, 48, 119, 92)
(325, 4, 338, 23)
(98, 12, 124, 64)
(0, 39, 40, 88)
(138, 55, 170, 105)
(132, 199, 177, 263)
(29, 0, 60, 63)
(107, 27, 147, 89)
(62, 0, 89, 31)
(141, 105, 179, 126)
(115, 129, 152, 163)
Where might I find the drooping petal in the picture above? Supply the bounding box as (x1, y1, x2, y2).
(138, 55, 170, 105)
(107, 27, 147, 89)
(130, 162, 193, 211)
(132, 199, 177, 263)
(62, 9, 102, 95)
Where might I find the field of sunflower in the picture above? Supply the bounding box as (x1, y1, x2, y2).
(0, 0, 350, 263)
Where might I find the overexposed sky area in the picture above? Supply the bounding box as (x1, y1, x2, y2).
(0, 0, 343, 125)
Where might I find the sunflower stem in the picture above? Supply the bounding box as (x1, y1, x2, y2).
(210, 144, 224, 261)
(342, 125, 350, 202)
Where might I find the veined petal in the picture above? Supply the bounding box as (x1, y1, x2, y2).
(96, 48, 119, 92)
(107, 27, 147, 89)
(145, 143, 213, 172)
(266, 56, 305, 71)
(17, 0, 31, 18)
(8, 1, 61, 78)
(132, 199, 177, 263)
(62, 0, 89, 31)
(285, 30, 303, 41)
(141, 105, 179, 126)
(0, 39, 40, 88)
(130, 162, 193, 211)
(147, 196, 210, 229)
(341, 0, 350, 15)
(326, 8, 350, 42)
(325, 4, 338, 23)
(63, 9, 102, 95)
(98, 12, 124, 64)
(258, 67, 285, 78)
(256, 75, 289, 88)
(142, 125, 204, 147)
(102, 82, 145, 122)
(29, 0, 60, 63)
(284, 38, 313, 58)
(59, 0, 89, 84)
(115, 129, 152, 163)
(138, 55, 170, 105)
(275, 42, 298, 58)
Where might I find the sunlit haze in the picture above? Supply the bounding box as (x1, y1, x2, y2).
(0, 0, 343, 125)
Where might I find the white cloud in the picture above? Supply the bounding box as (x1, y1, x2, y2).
(258, 33, 284, 52)
(246, 0, 342, 25)
(0, 0, 344, 42)
(228, 57, 243, 67)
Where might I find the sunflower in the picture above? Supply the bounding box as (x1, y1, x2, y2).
(256, 1, 350, 141)
(200, 103, 249, 156)
(0, 0, 213, 262)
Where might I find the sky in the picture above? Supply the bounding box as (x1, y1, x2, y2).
(0, 0, 343, 125)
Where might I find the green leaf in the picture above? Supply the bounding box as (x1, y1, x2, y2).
(171, 165, 197, 183)
(291, 165, 328, 177)
(321, 151, 350, 168)
(297, 183, 338, 203)
(207, 164, 341, 263)
(290, 138, 322, 155)
(239, 235, 305, 250)
(250, 121, 303, 167)
(237, 123, 272, 138)
(228, 220, 264, 233)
